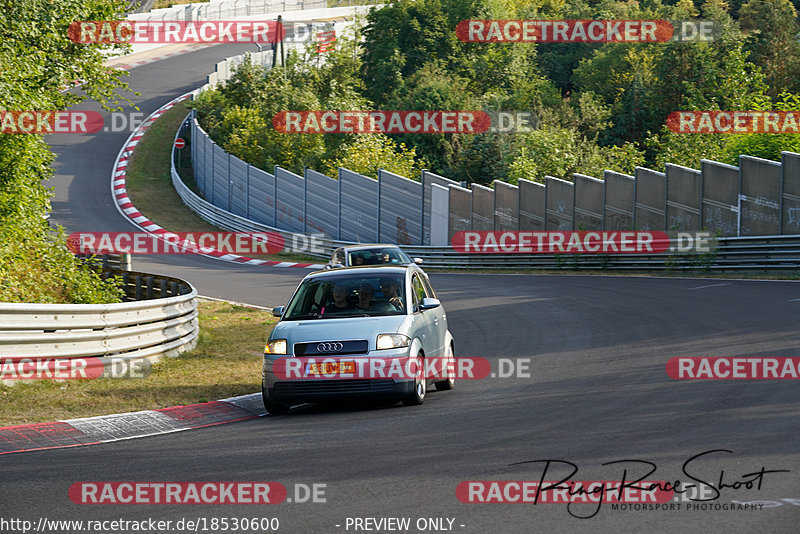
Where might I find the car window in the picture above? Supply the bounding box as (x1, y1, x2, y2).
(347, 247, 412, 266)
(421, 275, 437, 299)
(411, 275, 428, 312)
(283, 274, 407, 319)
(333, 249, 345, 265)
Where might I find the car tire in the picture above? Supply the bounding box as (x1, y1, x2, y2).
(435, 344, 455, 391)
(403, 354, 426, 406)
(262, 384, 290, 415)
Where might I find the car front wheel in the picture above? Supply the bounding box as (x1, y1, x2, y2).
(403, 354, 426, 406)
(262, 384, 290, 415)
(435, 343, 455, 391)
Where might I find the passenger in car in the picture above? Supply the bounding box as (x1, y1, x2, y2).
(356, 282, 375, 310)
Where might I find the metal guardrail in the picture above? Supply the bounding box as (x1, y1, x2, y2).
(172, 112, 800, 272)
(394, 236, 800, 271)
(165, 20, 800, 273)
(0, 271, 198, 372)
(76, 253, 132, 272)
(172, 118, 333, 254)
(129, 0, 327, 22)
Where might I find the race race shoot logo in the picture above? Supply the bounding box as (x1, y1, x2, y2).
(273, 111, 492, 134)
(451, 231, 716, 255)
(667, 357, 800, 380)
(455, 20, 717, 43)
(667, 111, 800, 134)
(67, 232, 326, 255)
(68, 21, 284, 44)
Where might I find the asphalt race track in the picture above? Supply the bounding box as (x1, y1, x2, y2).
(2, 42, 799, 533)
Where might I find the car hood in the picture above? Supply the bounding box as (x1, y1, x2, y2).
(271, 315, 410, 353)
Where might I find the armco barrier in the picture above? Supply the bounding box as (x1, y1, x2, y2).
(394, 235, 800, 271)
(128, 0, 326, 22)
(0, 272, 198, 373)
(171, 123, 800, 271)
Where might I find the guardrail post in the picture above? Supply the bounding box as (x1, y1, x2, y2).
(210, 139, 215, 205)
(122, 272, 130, 299)
(337, 167, 343, 240)
(303, 166, 308, 234)
(135, 275, 143, 301)
(273, 165, 279, 227)
(160, 279, 168, 298)
(377, 169, 382, 241)
(246, 164, 251, 219)
(146, 276, 154, 299)
(170, 281, 179, 296)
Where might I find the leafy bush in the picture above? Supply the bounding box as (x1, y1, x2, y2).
(1, 0, 130, 304)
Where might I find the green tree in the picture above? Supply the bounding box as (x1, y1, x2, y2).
(722, 91, 800, 164)
(739, 0, 800, 96)
(0, 0, 128, 303)
(359, 0, 483, 106)
(321, 134, 426, 180)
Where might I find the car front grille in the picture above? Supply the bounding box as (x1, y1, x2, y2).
(274, 379, 396, 395)
(294, 340, 369, 356)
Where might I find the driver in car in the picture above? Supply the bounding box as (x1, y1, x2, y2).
(326, 283, 354, 313)
(380, 278, 404, 310)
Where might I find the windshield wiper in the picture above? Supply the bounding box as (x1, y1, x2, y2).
(288, 313, 323, 320)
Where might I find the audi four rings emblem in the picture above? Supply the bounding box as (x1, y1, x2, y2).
(317, 342, 344, 353)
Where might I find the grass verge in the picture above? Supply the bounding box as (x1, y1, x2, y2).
(124, 101, 319, 264)
(0, 301, 274, 426)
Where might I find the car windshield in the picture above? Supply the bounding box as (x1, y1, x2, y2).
(348, 248, 412, 266)
(283, 274, 407, 320)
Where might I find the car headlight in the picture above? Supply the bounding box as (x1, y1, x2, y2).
(376, 334, 410, 350)
(265, 339, 287, 355)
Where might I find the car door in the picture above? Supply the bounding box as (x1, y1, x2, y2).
(410, 273, 436, 357)
(420, 275, 446, 356)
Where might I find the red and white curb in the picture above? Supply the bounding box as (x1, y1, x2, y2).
(111, 93, 326, 269)
(0, 394, 264, 455)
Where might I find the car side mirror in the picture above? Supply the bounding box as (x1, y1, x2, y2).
(419, 298, 440, 310)
(413, 257, 424, 264)
(272, 306, 284, 317)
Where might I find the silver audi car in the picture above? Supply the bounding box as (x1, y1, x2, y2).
(262, 264, 455, 414)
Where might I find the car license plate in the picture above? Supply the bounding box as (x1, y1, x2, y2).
(306, 361, 356, 375)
